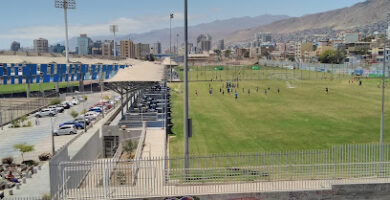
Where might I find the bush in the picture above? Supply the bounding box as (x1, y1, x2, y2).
(123, 139, 137, 154)
(103, 95, 110, 101)
(80, 109, 87, 115)
(11, 120, 20, 128)
(26, 121, 32, 127)
(50, 98, 61, 105)
(22, 160, 38, 166)
(70, 110, 79, 118)
(1, 157, 14, 165)
(42, 194, 51, 200)
(38, 153, 52, 161)
(82, 95, 88, 101)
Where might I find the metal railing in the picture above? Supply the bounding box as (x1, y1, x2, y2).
(54, 143, 390, 199)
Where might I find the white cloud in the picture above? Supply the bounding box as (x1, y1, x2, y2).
(0, 13, 185, 42)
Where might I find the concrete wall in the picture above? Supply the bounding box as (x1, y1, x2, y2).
(136, 183, 390, 200)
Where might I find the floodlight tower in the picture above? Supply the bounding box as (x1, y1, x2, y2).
(55, 0, 75, 63)
(110, 25, 119, 58)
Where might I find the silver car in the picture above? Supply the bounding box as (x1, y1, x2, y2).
(53, 125, 77, 136)
(35, 109, 56, 118)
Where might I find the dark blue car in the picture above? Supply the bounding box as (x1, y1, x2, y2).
(89, 107, 102, 113)
(60, 121, 84, 129)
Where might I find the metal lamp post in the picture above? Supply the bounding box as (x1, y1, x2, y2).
(170, 13, 174, 82)
(184, 0, 189, 170)
(51, 115, 56, 156)
(380, 13, 390, 164)
(55, 0, 75, 64)
(110, 25, 119, 58)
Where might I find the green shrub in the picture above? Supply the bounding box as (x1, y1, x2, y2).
(103, 95, 110, 101)
(70, 110, 79, 118)
(80, 109, 87, 115)
(82, 95, 88, 101)
(26, 121, 32, 127)
(42, 194, 51, 200)
(11, 120, 20, 128)
(50, 98, 61, 105)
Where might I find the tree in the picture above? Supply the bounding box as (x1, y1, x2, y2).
(13, 143, 34, 162)
(318, 49, 346, 64)
(70, 110, 79, 118)
(223, 50, 231, 58)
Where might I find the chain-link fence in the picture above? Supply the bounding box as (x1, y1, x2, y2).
(53, 143, 390, 199)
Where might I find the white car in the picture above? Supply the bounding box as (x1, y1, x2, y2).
(80, 112, 99, 121)
(35, 109, 56, 118)
(48, 105, 64, 113)
(71, 98, 80, 105)
(53, 125, 77, 136)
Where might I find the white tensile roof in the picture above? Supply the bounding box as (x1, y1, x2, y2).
(161, 57, 178, 66)
(106, 61, 165, 83)
(0, 55, 137, 65)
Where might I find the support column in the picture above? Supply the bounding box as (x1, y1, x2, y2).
(26, 82, 30, 98)
(121, 88, 124, 119)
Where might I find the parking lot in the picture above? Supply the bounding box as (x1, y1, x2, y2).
(0, 91, 115, 162)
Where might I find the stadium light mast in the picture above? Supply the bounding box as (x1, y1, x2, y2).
(380, 13, 390, 164)
(170, 13, 174, 82)
(110, 25, 119, 58)
(55, 0, 75, 63)
(184, 0, 189, 170)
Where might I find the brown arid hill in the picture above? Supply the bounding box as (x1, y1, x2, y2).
(226, 0, 390, 43)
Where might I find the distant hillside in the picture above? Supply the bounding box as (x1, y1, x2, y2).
(226, 0, 390, 43)
(66, 14, 289, 50)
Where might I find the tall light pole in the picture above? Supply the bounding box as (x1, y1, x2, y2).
(110, 25, 119, 58)
(55, 0, 75, 63)
(184, 0, 189, 170)
(380, 13, 390, 164)
(170, 13, 174, 82)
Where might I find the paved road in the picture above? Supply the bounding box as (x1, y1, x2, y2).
(0, 92, 114, 161)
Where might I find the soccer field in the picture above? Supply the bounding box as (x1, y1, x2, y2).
(169, 67, 390, 157)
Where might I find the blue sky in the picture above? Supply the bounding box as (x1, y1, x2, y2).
(0, 0, 365, 49)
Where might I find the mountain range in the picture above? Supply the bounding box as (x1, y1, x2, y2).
(225, 0, 390, 43)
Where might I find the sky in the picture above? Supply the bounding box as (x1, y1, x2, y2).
(0, 0, 365, 50)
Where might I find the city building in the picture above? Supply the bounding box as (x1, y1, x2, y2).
(120, 39, 136, 59)
(49, 44, 65, 54)
(10, 41, 20, 51)
(33, 38, 49, 53)
(249, 47, 261, 58)
(77, 34, 92, 56)
(152, 42, 162, 55)
(102, 42, 113, 57)
(339, 31, 360, 43)
(217, 39, 225, 50)
(196, 34, 212, 53)
(135, 43, 150, 59)
(295, 42, 314, 61)
(235, 48, 250, 58)
(255, 32, 272, 43)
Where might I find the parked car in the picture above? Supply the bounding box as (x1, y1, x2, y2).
(75, 118, 90, 126)
(80, 112, 99, 121)
(71, 98, 79, 105)
(53, 125, 77, 136)
(48, 105, 64, 113)
(89, 107, 102, 113)
(74, 116, 91, 125)
(59, 121, 84, 129)
(35, 109, 56, 118)
(61, 101, 71, 109)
